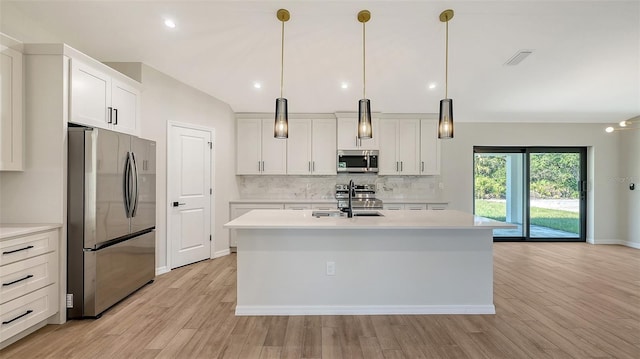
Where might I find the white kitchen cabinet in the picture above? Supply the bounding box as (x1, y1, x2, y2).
(406, 203, 428, 210)
(229, 203, 284, 247)
(420, 119, 441, 175)
(428, 203, 448, 210)
(383, 203, 404, 210)
(0, 227, 59, 346)
(311, 203, 337, 210)
(383, 203, 435, 210)
(70, 59, 139, 135)
(378, 119, 420, 175)
(284, 203, 312, 210)
(287, 118, 336, 175)
(0, 45, 23, 171)
(336, 117, 379, 150)
(236, 118, 287, 175)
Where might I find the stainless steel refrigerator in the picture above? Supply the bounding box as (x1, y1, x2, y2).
(67, 125, 156, 319)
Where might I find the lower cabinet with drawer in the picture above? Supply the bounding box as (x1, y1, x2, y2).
(0, 227, 59, 347)
(383, 203, 447, 210)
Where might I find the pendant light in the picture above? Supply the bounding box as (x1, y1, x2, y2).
(274, 9, 290, 139)
(438, 9, 454, 139)
(357, 10, 372, 139)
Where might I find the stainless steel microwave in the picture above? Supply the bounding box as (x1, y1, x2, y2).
(337, 150, 379, 173)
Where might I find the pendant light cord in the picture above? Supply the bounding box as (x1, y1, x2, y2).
(280, 20, 285, 99)
(363, 21, 366, 99)
(445, 19, 448, 99)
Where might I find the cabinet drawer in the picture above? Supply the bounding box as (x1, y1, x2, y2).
(284, 204, 311, 210)
(0, 284, 58, 342)
(406, 204, 427, 210)
(0, 252, 58, 304)
(428, 204, 447, 210)
(311, 203, 337, 210)
(0, 230, 58, 266)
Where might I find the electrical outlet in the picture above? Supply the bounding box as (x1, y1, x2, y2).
(326, 261, 336, 276)
(66, 294, 73, 308)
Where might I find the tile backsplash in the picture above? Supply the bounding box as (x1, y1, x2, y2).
(236, 175, 443, 200)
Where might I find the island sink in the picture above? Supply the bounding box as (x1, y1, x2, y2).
(311, 210, 384, 218)
(311, 210, 344, 218)
(353, 211, 384, 217)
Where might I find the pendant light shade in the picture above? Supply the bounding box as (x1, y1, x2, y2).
(357, 10, 373, 140)
(274, 97, 288, 138)
(438, 98, 453, 139)
(438, 9, 454, 139)
(274, 9, 290, 139)
(358, 99, 372, 139)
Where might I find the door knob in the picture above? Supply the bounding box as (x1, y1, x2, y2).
(172, 201, 186, 207)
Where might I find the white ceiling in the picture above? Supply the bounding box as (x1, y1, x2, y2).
(3, 1, 639, 123)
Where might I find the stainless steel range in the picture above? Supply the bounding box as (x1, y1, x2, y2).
(335, 183, 383, 210)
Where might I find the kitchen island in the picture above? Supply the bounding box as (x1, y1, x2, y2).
(224, 209, 514, 316)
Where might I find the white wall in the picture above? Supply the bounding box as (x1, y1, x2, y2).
(618, 124, 640, 247)
(136, 64, 238, 270)
(440, 122, 621, 243)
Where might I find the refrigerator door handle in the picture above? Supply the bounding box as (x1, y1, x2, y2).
(123, 152, 132, 218)
(130, 152, 139, 217)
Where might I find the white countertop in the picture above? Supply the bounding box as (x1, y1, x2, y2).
(224, 209, 514, 230)
(229, 198, 448, 204)
(0, 224, 62, 239)
(230, 198, 336, 204)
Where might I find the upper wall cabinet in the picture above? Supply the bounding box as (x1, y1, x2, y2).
(287, 118, 337, 175)
(336, 117, 379, 150)
(236, 118, 287, 175)
(420, 119, 441, 175)
(70, 59, 139, 135)
(0, 45, 23, 171)
(378, 119, 421, 175)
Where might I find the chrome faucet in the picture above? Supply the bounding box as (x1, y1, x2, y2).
(341, 179, 355, 218)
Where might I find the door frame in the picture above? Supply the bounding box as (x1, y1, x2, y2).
(473, 146, 587, 242)
(166, 121, 216, 269)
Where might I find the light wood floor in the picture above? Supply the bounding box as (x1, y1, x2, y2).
(2, 243, 639, 358)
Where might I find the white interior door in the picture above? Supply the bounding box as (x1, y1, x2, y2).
(168, 123, 212, 268)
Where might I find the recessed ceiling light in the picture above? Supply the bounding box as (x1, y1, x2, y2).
(164, 19, 176, 28)
(428, 83, 437, 90)
(253, 82, 262, 89)
(619, 120, 628, 127)
(341, 82, 349, 89)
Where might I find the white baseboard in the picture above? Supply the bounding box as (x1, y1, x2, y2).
(155, 266, 170, 276)
(624, 240, 640, 249)
(589, 239, 640, 249)
(235, 304, 496, 316)
(214, 248, 231, 258)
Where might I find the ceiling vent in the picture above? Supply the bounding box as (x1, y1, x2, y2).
(505, 50, 533, 66)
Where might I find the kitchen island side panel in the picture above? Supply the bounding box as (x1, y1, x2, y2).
(235, 228, 494, 315)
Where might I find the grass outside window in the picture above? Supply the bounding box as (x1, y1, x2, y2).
(475, 199, 579, 234)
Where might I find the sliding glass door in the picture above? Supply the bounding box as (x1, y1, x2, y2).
(474, 147, 586, 241)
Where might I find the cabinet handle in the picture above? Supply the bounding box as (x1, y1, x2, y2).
(262, 161, 265, 172)
(2, 245, 34, 255)
(2, 310, 33, 325)
(400, 162, 403, 171)
(3, 274, 34, 286)
(113, 108, 118, 125)
(308, 161, 311, 172)
(396, 162, 399, 172)
(313, 162, 315, 172)
(107, 107, 113, 124)
(422, 161, 424, 172)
